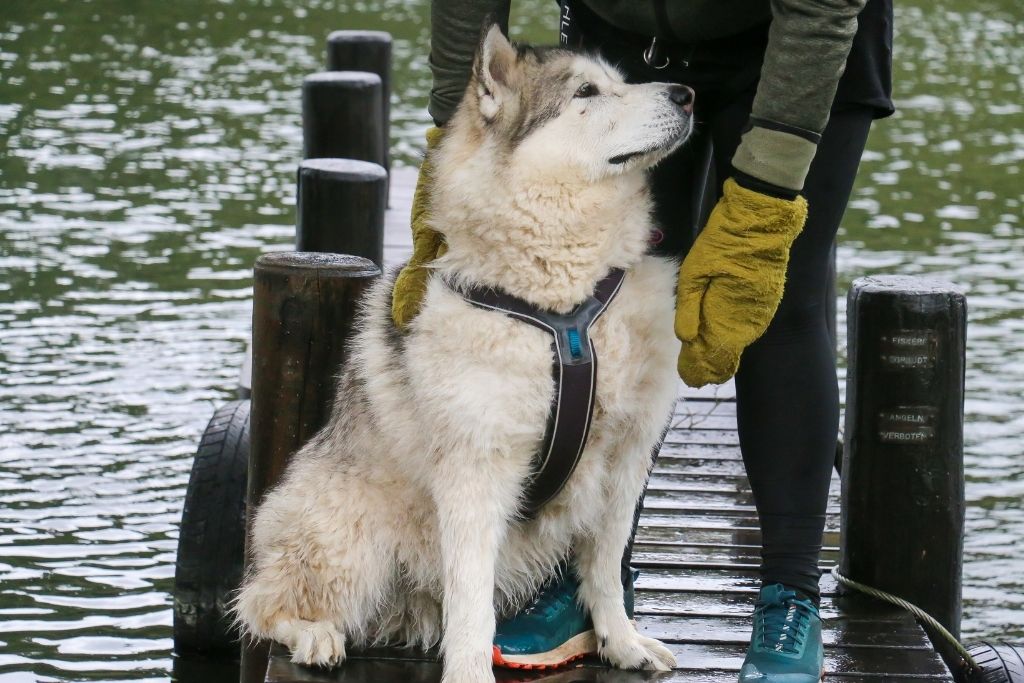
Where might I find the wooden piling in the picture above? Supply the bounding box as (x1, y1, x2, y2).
(296, 158, 387, 268)
(247, 252, 380, 513)
(242, 252, 380, 681)
(326, 30, 392, 172)
(840, 275, 967, 657)
(302, 71, 384, 166)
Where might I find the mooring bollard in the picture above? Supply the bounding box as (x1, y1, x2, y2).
(296, 158, 387, 268)
(840, 275, 967, 659)
(241, 252, 380, 682)
(302, 71, 384, 166)
(326, 30, 392, 173)
(247, 252, 380, 514)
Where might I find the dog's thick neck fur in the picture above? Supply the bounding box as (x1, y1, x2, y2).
(426, 48, 656, 314)
(429, 144, 652, 313)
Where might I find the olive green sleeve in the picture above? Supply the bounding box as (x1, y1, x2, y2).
(429, 0, 511, 125)
(732, 0, 867, 192)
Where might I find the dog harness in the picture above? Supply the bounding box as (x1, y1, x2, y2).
(452, 269, 626, 517)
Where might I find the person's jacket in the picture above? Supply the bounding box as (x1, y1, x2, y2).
(429, 0, 869, 195)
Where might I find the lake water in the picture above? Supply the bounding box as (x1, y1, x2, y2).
(1, 0, 1022, 680)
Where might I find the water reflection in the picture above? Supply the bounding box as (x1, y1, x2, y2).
(0, 0, 1021, 680)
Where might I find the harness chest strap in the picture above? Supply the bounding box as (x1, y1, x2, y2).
(452, 269, 626, 517)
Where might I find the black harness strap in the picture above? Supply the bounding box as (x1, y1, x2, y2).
(453, 269, 626, 517)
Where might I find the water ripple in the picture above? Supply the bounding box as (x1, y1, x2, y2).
(1, 0, 1022, 680)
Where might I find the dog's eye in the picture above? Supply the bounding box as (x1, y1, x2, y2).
(574, 82, 597, 98)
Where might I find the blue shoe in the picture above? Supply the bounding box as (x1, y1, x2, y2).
(738, 584, 824, 683)
(491, 570, 639, 670)
(492, 572, 594, 670)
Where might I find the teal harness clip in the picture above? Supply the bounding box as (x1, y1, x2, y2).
(566, 328, 582, 359)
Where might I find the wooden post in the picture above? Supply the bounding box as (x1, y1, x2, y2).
(302, 71, 384, 166)
(296, 158, 387, 268)
(326, 30, 392, 173)
(840, 275, 966, 651)
(241, 252, 380, 682)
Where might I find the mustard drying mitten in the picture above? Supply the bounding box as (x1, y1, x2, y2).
(674, 178, 808, 387)
(392, 126, 446, 330)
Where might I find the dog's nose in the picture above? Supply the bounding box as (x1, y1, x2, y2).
(668, 85, 694, 113)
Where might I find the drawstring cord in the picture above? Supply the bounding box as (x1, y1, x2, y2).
(643, 38, 670, 69)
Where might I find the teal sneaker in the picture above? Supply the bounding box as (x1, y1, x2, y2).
(738, 584, 824, 683)
(491, 569, 639, 670)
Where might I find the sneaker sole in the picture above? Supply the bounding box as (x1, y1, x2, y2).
(491, 629, 597, 670)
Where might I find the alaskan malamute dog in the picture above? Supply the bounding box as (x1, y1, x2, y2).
(235, 26, 693, 683)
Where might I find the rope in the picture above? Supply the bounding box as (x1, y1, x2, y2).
(829, 565, 978, 672)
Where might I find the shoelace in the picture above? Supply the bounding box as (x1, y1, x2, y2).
(754, 587, 816, 654)
(522, 576, 579, 619)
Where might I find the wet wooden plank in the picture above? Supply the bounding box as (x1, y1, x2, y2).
(650, 458, 750, 476)
(634, 525, 843, 553)
(632, 592, 906, 622)
(382, 166, 416, 254)
(663, 429, 741, 446)
(639, 496, 843, 517)
(677, 381, 737, 402)
(641, 486, 841, 507)
(668, 415, 742, 431)
(639, 613, 933, 647)
(265, 168, 953, 682)
(675, 399, 738, 418)
(634, 523, 826, 547)
(631, 544, 840, 568)
(634, 567, 841, 595)
(657, 449, 745, 462)
(660, 641, 950, 677)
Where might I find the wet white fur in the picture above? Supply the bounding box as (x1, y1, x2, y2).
(234, 27, 689, 683)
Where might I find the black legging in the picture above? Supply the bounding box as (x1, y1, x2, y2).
(577, 10, 875, 603)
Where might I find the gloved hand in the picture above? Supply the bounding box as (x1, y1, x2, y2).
(392, 126, 446, 330)
(675, 178, 808, 387)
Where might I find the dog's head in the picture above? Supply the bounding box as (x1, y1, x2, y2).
(456, 25, 693, 182)
(428, 27, 693, 307)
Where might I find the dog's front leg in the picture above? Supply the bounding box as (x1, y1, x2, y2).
(433, 469, 515, 683)
(575, 451, 677, 672)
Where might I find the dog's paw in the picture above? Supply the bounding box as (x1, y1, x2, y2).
(440, 653, 495, 683)
(440, 673, 495, 683)
(599, 632, 677, 672)
(286, 621, 347, 668)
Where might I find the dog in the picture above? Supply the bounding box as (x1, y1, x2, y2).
(234, 25, 693, 683)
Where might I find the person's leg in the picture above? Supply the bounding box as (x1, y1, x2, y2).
(705, 104, 875, 602)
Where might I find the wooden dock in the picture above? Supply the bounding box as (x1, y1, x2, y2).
(257, 167, 954, 683)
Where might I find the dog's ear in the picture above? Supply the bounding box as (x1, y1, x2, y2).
(473, 24, 517, 121)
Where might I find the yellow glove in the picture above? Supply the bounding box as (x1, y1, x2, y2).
(675, 178, 808, 387)
(392, 126, 446, 330)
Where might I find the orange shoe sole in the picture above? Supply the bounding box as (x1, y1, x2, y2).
(491, 630, 597, 670)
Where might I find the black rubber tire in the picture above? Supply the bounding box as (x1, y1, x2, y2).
(966, 641, 1024, 683)
(174, 400, 250, 654)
